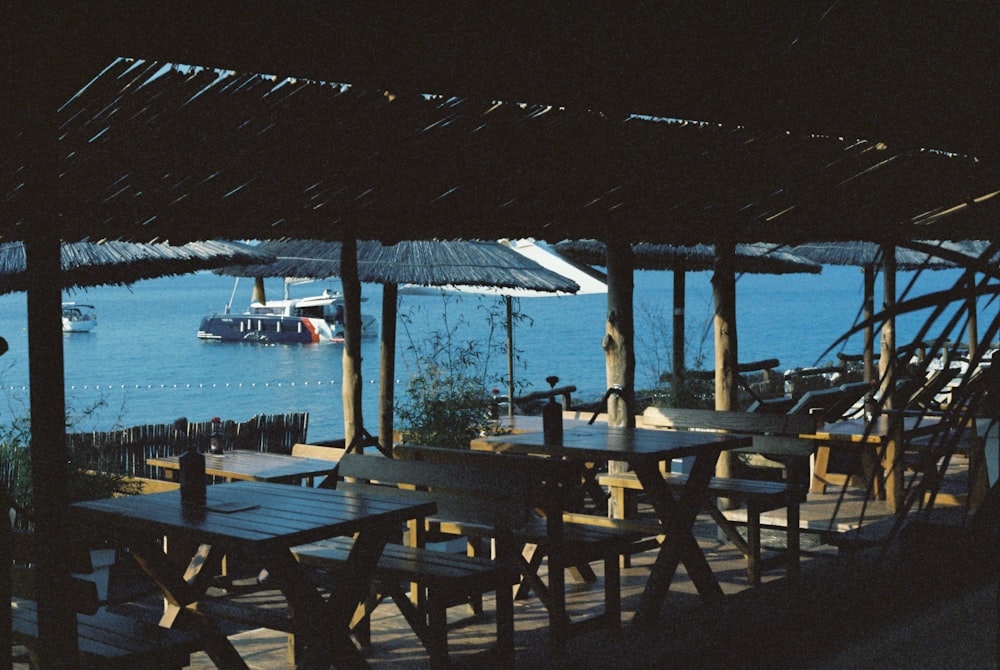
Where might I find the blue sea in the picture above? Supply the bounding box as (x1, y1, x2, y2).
(0, 266, 975, 441)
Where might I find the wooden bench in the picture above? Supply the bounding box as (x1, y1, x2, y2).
(289, 452, 523, 668)
(346, 447, 646, 652)
(293, 537, 518, 669)
(600, 407, 814, 585)
(597, 470, 793, 586)
(6, 522, 200, 669)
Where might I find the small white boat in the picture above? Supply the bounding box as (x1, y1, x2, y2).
(62, 302, 97, 332)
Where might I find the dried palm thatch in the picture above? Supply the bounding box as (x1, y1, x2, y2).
(790, 241, 964, 270)
(553, 240, 821, 274)
(0, 239, 275, 294)
(215, 239, 580, 293)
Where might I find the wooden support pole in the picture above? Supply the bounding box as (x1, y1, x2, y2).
(378, 283, 398, 454)
(603, 235, 634, 428)
(880, 244, 902, 511)
(863, 265, 876, 383)
(341, 236, 364, 450)
(26, 229, 79, 667)
(603, 234, 634, 521)
(672, 269, 686, 401)
(713, 241, 738, 504)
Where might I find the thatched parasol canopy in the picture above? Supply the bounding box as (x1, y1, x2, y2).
(791, 241, 988, 383)
(554, 241, 822, 274)
(554, 239, 821, 403)
(214, 239, 580, 293)
(790, 241, 961, 271)
(0, 239, 274, 294)
(213, 237, 581, 450)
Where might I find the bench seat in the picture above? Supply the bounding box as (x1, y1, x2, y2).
(11, 600, 199, 670)
(597, 470, 799, 586)
(292, 537, 519, 669)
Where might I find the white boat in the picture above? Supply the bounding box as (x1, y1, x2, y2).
(197, 278, 377, 344)
(62, 302, 97, 332)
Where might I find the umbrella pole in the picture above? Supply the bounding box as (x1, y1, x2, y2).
(506, 295, 515, 424)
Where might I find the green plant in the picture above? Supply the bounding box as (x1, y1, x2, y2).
(635, 298, 714, 409)
(397, 295, 509, 448)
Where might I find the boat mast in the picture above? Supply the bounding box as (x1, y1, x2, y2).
(224, 277, 240, 314)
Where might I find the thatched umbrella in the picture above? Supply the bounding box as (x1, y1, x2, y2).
(0, 237, 274, 661)
(0, 239, 274, 295)
(791, 242, 963, 383)
(791, 240, 980, 511)
(553, 240, 821, 392)
(398, 239, 608, 422)
(215, 238, 580, 452)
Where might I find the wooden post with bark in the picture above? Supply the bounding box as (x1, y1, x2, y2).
(603, 235, 634, 519)
(378, 282, 399, 454)
(341, 236, 365, 450)
(713, 241, 738, 506)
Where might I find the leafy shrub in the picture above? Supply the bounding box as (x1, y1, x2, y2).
(396, 295, 509, 449)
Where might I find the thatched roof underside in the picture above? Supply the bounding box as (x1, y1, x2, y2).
(4, 58, 997, 246)
(789, 241, 975, 271)
(215, 239, 580, 293)
(553, 240, 821, 274)
(0, 239, 275, 294)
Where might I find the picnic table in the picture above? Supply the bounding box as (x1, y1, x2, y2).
(147, 449, 340, 485)
(70, 481, 436, 669)
(471, 424, 751, 625)
(804, 414, 942, 509)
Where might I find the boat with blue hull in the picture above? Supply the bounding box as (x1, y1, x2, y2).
(198, 279, 376, 344)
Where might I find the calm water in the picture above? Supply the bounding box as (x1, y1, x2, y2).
(0, 266, 972, 441)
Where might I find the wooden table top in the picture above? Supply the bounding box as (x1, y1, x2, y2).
(70, 480, 436, 552)
(472, 424, 751, 462)
(805, 415, 942, 444)
(147, 449, 340, 482)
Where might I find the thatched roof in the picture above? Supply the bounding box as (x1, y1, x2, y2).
(0, 239, 275, 294)
(5, 58, 996, 247)
(552, 241, 821, 274)
(11, 5, 1000, 159)
(789, 241, 971, 271)
(215, 239, 580, 293)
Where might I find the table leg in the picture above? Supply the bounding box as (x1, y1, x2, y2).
(128, 541, 248, 670)
(270, 520, 397, 669)
(633, 450, 724, 625)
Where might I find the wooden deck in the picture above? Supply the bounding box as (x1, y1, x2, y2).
(11, 457, 994, 669)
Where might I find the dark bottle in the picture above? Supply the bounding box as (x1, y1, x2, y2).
(542, 375, 563, 445)
(180, 447, 206, 505)
(175, 416, 206, 505)
(209, 416, 223, 455)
